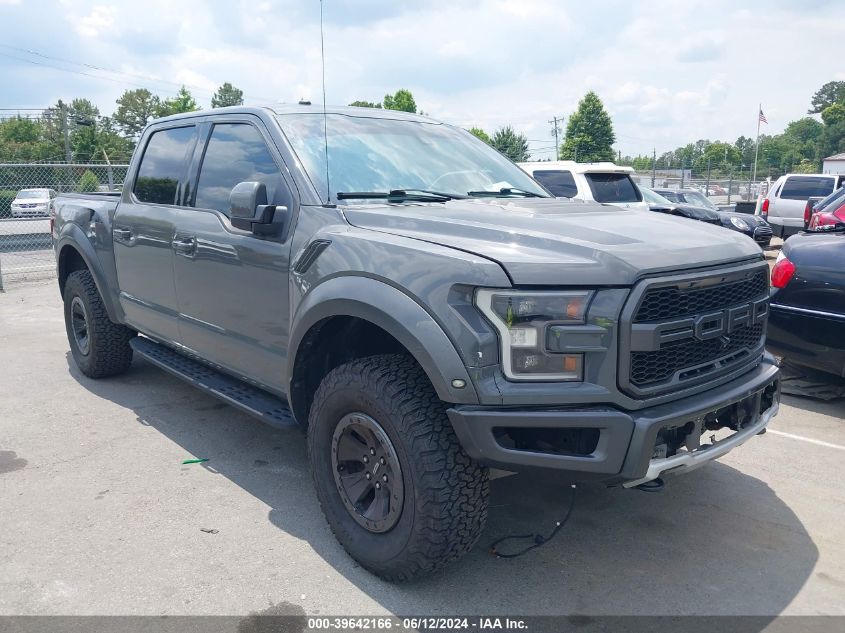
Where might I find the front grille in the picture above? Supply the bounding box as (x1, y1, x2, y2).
(621, 266, 769, 397)
(634, 270, 767, 322)
(631, 323, 763, 386)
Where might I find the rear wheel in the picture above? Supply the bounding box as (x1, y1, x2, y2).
(308, 354, 489, 581)
(63, 269, 135, 378)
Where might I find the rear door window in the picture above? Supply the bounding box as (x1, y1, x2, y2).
(532, 170, 577, 198)
(779, 176, 834, 200)
(194, 123, 288, 215)
(134, 126, 198, 205)
(585, 173, 641, 203)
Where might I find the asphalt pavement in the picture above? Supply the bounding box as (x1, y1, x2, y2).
(1, 280, 843, 618)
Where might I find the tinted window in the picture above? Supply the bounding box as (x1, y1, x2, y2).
(655, 190, 681, 202)
(195, 123, 286, 214)
(134, 126, 197, 205)
(780, 176, 834, 200)
(532, 170, 577, 197)
(585, 173, 641, 203)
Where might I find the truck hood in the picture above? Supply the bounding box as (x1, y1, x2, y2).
(343, 198, 762, 286)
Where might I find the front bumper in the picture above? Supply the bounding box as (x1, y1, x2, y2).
(447, 355, 780, 484)
(11, 206, 49, 217)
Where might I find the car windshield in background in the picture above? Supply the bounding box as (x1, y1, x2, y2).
(532, 170, 577, 198)
(278, 113, 549, 203)
(682, 191, 718, 210)
(640, 187, 674, 205)
(780, 176, 835, 200)
(17, 190, 47, 199)
(584, 173, 640, 203)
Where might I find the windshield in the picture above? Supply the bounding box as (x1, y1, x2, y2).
(681, 190, 718, 210)
(17, 190, 47, 199)
(278, 113, 548, 203)
(639, 186, 674, 205)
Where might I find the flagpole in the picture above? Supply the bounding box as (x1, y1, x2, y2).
(752, 103, 761, 183)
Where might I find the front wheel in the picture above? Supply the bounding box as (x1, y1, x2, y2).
(308, 354, 489, 581)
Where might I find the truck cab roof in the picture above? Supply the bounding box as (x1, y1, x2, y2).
(519, 160, 636, 175)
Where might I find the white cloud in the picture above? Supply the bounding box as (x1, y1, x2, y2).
(0, 0, 842, 159)
(75, 6, 115, 38)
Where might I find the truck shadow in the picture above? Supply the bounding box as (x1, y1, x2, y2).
(67, 354, 819, 619)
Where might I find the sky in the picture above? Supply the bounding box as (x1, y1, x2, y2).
(1, 0, 843, 159)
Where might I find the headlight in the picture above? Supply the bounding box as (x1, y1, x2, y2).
(730, 216, 749, 230)
(475, 289, 592, 381)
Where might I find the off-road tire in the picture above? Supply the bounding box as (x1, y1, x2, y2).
(308, 354, 489, 581)
(63, 269, 135, 378)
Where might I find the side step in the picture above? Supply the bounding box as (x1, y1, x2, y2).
(130, 337, 298, 428)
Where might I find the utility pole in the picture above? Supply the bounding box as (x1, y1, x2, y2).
(548, 115, 563, 160)
(60, 100, 71, 163)
(651, 148, 656, 187)
(60, 100, 72, 190)
(705, 158, 711, 195)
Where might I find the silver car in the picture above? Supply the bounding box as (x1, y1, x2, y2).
(11, 188, 56, 218)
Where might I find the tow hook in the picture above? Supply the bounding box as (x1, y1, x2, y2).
(635, 477, 665, 492)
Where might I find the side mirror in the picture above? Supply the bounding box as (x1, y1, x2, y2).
(229, 181, 287, 235)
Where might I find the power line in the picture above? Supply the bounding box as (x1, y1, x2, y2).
(0, 44, 280, 104)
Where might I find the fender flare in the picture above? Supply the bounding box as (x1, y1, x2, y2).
(56, 227, 124, 323)
(288, 275, 479, 405)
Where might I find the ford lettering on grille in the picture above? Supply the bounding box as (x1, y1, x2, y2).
(630, 298, 768, 352)
(619, 267, 770, 397)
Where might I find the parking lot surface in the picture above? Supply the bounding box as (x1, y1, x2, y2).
(1, 280, 843, 617)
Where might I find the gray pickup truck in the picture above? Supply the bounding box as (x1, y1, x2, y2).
(53, 105, 780, 580)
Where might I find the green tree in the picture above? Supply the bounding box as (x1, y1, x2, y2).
(559, 91, 615, 162)
(348, 100, 382, 108)
(211, 82, 244, 108)
(383, 89, 417, 113)
(114, 89, 161, 137)
(821, 103, 845, 127)
(784, 117, 824, 145)
(696, 141, 740, 173)
(808, 81, 845, 114)
(156, 86, 200, 117)
(491, 126, 530, 162)
(77, 170, 101, 192)
(468, 127, 491, 144)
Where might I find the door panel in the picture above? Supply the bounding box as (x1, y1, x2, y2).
(113, 203, 181, 341)
(172, 121, 293, 394)
(113, 125, 198, 342)
(172, 208, 290, 392)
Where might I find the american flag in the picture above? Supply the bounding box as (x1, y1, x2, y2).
(759, 109, 768, 124)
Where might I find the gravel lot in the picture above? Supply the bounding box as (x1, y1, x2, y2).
(1, 279, 843, 618)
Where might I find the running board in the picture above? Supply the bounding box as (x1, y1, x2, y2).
(130, 337, 297, 428)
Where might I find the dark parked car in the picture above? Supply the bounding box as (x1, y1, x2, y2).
(767, 229, 845, 378)
(639, 186, 720, 223)
(655, 188, 773, 247)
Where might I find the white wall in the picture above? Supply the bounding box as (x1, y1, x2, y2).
(822, 160, 845, 174)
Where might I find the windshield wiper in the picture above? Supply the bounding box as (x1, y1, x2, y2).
(466, 187, 545, 198)
(336, 189, 461, 202)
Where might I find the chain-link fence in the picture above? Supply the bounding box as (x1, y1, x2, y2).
(633, 171, 771, 210)
(0, 163, 128, 288)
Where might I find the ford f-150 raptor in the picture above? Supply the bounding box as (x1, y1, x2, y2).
(53, 105, 780, 581)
